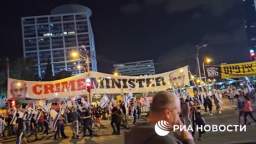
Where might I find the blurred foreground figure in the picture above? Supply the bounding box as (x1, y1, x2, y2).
(125, 91, 195, 144)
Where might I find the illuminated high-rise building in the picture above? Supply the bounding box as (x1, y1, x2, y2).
(22, 4, 97, 78)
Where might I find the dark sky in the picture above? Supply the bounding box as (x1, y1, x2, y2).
(0, 0, 250, 73)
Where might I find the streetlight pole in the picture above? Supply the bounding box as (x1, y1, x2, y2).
(195, 43, 208, 81)
(203, 61, 206, 81)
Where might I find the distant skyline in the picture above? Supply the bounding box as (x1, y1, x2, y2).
(0, 0, 250, 73)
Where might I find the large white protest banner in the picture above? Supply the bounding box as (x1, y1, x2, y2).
(8, 66, 189, 100)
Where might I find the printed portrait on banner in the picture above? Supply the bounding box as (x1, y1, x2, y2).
(9, 80, 28, 99)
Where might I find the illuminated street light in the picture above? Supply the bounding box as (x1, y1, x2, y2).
(70, 50, 80, 59)
(113, 71, 120, 76)
(205, 57, 212, 64)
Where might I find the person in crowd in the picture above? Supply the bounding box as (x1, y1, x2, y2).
(30, 113, 38, 140)
(236, 92, 244, 124)
(70, 107, 79, 139)
(193, 91, 200, 105)
(132, 104, 138, 125)
(111, 104, 122, 135)
(4, 113, 13, 137)
(191, 106, 205, 141)
(80, 107, 93, 136)
(37, 110, 44, 133)
(213, 90, 222, 114)
(120, 101, 126, 116)
(43, 112, 49, 135)
(198, 90, 205, 107)
(94, 105, 102, 128)
(54, 115, 67, 139)
(243, 96, 256, 125)
(229, 87, 235, 104)
(180, 98, 191, 126)
(15, 113, 25, 144)
(120, 101, 128, 129)
(125, 91, 195, 144)
(137, 103, 142, 120)
(0, 115, 4, 137)
(24, 111, 31, 134)
(204, 95, 213, 115)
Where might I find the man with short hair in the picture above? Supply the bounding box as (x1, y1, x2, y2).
(125, 91, 195, 144)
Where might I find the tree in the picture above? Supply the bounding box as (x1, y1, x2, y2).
(42, 59, 54, 81)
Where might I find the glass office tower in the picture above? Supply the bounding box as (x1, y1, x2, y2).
(22, 4, 97, 78)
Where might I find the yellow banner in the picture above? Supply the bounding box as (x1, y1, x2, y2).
(221, 61, 256, 79)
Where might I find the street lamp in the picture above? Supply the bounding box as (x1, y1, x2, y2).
(203, 57, 213, 81)
(70, 50, 80, 59)
(196, 43, 208, 80)
(113, 71, 120, 76)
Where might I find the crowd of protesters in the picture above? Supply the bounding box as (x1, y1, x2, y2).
(0, 97, 143, 144)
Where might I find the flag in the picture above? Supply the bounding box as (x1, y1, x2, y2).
(124, 92, 133, 108)
(81, 97, 90, 109)
(10, 110, 17, 125)
(100, 95, 111, 108)
(52, 109, 61, 130)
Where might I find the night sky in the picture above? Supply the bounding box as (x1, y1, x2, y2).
(0, 0, 250, 73)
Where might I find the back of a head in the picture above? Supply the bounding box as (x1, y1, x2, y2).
(150, 91, 179, 113)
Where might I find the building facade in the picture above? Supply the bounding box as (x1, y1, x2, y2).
(22, 4, 97, 78)
(242, 0, 256, 50)
(113, 60, 155, 76)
